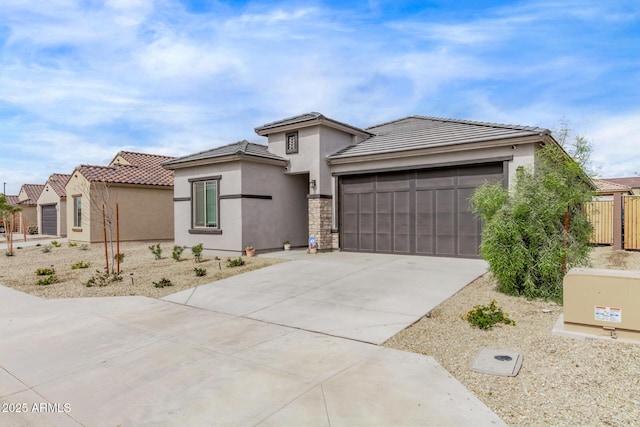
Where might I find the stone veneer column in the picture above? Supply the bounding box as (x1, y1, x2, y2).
(308, 196, 333, 251)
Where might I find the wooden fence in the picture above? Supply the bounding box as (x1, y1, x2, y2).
(585, 196, 640, 250)
(624, 196, 640, 250)
(585, 200, 613, 245)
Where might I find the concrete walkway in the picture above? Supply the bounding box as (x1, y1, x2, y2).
(0, 253, 506, 426)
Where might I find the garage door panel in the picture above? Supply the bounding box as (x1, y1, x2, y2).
(394, 192, 411, 253)
(340, 163, 503, 258)
(42, 205, 57, 236)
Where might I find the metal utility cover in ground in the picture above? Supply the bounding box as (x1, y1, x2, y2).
(470, 348, 523, 377)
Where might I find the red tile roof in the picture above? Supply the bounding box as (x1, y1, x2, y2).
(4, 195, 20, 205)
(594, 179, 632, 193)
(602, 177, 640, 188)
(46, 173, 72, 197)
(76, 151, 174, 187)
(20, 184, 45, 205)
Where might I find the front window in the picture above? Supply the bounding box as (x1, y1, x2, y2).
(286, 131, 298, 154)
(193, 180, 218, 228)
(73, 196, 82, 228)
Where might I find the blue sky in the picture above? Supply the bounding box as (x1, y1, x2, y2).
(1, 0, 638, 194)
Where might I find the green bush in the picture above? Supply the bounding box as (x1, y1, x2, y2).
(463, 300, 515, 330)
(113, 252, 125, 262)
(470, 144, 593, 303)
(36, 274, 58, 286)
(41, 246, 52, 253)
(5, 251, 14, 257)
(153, 278, 173, 288)
(172, 245, 185, 262)
(194, 267, 207, 277)
(148, 243, 162, 260)
(79, 244, 89, 251)
(85, 270, 122, 287)
(191, 243, 204, 263)
(68, 242, 77, 247)
(71, 260, 90, 270)
(50, 240, 61, 248)
(35, 267, 55, 276)
(226, 257, 245, 267)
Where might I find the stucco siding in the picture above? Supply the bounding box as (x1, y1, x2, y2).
(241, 162, 308, 250)
(37, 185, 66, 236)
(172, 163, 243, 251)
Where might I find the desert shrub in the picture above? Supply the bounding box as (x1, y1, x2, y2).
(36, 274, 58, 286)
(50, 240, 61, 247)
(470, 144, 593, 304)
(5, 251, 14, 256)
(79, 244, 89, 251)
(41, 246, 52, 253)
(71, 260, 90, 270)
(191, 243, 204, 263)
(35, 267, 55, 276)
(27, 225, 38, 235)
(85, 270, 122, 287)
(149, 243, 162, 260)
(194, 267, 207, 277)
(113, 252, 125, 262)
(226, 257, 245, 267)
(35, 243, 41, 247)
(463, 300, 515, 330)
(68, 242, 77, 247)
(153, 278, 173, 288)
(172, 245, 185, 262)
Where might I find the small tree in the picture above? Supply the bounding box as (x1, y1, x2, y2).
(471, 143, 594, 303)
(0, 194, 21, 254)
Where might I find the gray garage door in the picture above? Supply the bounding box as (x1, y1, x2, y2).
(41, 205, 57, 236)
(339, 163, 504, 258)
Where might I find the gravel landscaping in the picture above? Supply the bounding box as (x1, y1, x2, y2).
(385, 246, 640, 427)
(0, 241, 285, 299)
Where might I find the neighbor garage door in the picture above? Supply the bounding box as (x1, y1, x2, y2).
(339, 163, 504, 258)
(41, 205, 57, 236)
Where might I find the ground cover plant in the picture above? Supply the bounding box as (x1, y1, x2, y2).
(0, 241, 285, 298)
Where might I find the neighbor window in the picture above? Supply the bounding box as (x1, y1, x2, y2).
(286, 131, 298, 154)
(193, 180, 219, 228)
(73, 196, 82, 228)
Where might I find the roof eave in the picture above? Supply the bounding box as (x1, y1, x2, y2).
(162, 153, 287, 170)
(255, 116, 373, 138)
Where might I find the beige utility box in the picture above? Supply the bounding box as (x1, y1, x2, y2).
(563, 268, 640, 341)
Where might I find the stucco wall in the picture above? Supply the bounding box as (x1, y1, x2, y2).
(172, 162, 243, 251)
(241, 162, 308, 251)
(65, 173, 173, 243)
(37, 185, 66, 236)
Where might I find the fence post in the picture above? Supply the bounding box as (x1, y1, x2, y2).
(613, 192, 623, 250)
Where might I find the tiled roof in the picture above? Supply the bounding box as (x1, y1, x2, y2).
(255, 112, 371, 136)
(162, 140, 286, 167)
(601, 177, 640, 188)
(76, 151, 174, 187)
(594, 179, 632, 193)
(46, 173, 72, 197)
(4, 195, 19, 205)
(329, 116, 550, 159)
(20, 184, 45, 205)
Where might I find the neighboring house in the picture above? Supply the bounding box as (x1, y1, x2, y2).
(1, 195, 20, 232)
(37, 173, 72, 236)
(65, 151, 175, 243)
(15, 184, 45, 233)
(164, 112, 556, 258)
(593, 179, 633, 201)
(599, 177, 640, 195)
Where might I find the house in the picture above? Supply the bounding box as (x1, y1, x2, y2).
(13, 184, 45, 234)
(598, 177, 640, 195)
(65, 151, 175, 243)
(164, 112, 555, 258)
(1, 195, 20, 233)
(593, 179, 633, 201)
(37, 173, 72, 236)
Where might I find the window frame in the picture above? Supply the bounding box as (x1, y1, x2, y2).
(285, 131, 299, 154)
(73, 195, 82, 228)
(190, 177, 221, 230)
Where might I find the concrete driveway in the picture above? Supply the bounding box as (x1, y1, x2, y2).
(0, 252, 505, 426)
(163, 251, 488, 344)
